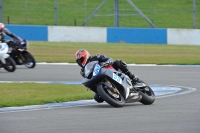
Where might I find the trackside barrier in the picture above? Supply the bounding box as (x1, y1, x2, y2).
(5, 25, 48, 41)
(4, 25, 200, 45)
(48, 26, 107, 43)
(107, 27, 167, 44)
(167, 28, 200, 45)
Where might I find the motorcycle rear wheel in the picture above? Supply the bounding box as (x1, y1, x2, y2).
(137, 79, 155, 105)
(3, 57, 16, 72)
(97, 82, 125, 107)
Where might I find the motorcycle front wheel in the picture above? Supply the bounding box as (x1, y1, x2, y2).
(22, 52, 36, 68)
(97, 82, 125, 107)
(3, 57, 16, 72)
(94, 93, 104, 103)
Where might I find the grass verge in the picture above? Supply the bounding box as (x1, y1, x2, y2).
(29, 41, 200, 65)
(0, 83, 93, 108)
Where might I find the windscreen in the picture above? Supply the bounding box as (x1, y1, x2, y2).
(84, 61, 98, 78)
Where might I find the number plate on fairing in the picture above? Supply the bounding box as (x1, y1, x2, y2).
(113, 73, 122, 84)
(93, 64, 101, 76)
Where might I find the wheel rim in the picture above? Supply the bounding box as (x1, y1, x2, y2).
(5, 62, 14, 70)
(142, 86, 154, 96)
(25, 62, 33, 67)
(23, 54, 35, 67)
(104, 84, 123, 102)
(6, 65, 14, 70)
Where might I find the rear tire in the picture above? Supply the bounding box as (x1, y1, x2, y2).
(3, 57, 16, 72)
(97, 83, 125, 107)
(137, 79, 155, 105)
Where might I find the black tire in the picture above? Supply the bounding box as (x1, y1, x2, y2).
(3, 57, 16, 72)
(23, 52, 36, 68)
(94, 93, 104, 103)
(137, 79, 155, 105)
(97, 83, 125, 107)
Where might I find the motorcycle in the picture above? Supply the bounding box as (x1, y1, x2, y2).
(0, 42, 16, 72)
(5, 38, 36, 68)
(82, 61, 155, 107)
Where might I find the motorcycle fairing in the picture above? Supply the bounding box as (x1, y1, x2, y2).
(82, 61, 133, 99)
(0, 43, 9, 64)
(93, 63, 101, 76)
(112, 73, 122, 84)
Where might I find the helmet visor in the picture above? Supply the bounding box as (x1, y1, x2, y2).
(76, 57, 84, 67)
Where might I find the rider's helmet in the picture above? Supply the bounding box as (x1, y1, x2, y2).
(75, 49, 91, 67)
(0, 23, 5, 32)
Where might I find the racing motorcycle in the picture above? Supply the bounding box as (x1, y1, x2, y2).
(4, 38, 36, 68)
(0, 42, 16, 72)
(82, 61, 155, 107)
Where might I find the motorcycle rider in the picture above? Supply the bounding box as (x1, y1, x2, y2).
(0, 23, 24, 46)
(75, 49, 138, 83)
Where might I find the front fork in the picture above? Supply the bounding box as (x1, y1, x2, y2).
(19, 53, 25, 62)
(96, 78, 121, 98)
(16, 53, 26, 64)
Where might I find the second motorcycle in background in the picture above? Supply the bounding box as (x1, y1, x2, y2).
(5, 38, 36, 68)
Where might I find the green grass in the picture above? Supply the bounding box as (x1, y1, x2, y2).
(2, 0, 200, 28)
(29, 41, 200, 65)
(0, 83, 93, 108)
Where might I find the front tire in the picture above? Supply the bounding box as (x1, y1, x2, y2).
(97, 83, 125, 107)
(3, 57, 16, 72)
(94, 93, 104, 103)
(22, 52, 36, 68)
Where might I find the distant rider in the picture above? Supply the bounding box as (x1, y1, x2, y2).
(0, 23, 24, 46)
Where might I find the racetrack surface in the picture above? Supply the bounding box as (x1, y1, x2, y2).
(0, 64, 200, 133)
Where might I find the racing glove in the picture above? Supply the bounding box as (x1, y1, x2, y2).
(101, 60, 113, 67)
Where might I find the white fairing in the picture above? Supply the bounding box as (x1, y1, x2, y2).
(125, 87, 130, 99)
(0, 43, 9, 64)
(124, 76, 133, 99)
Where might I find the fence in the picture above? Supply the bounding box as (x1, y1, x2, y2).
(0, 0, 199, 28)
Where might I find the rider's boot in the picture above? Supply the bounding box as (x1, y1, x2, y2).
(125, 71, 138, 85)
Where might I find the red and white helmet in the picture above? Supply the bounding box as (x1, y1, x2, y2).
(0, 23, 5, 32)
(75, 49, 91, 67)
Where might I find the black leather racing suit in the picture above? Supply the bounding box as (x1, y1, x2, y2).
(0, 28, 23, 45)
(80, 53, 135, 79)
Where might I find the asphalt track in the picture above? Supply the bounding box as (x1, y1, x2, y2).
(0, 64, 200, 133)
